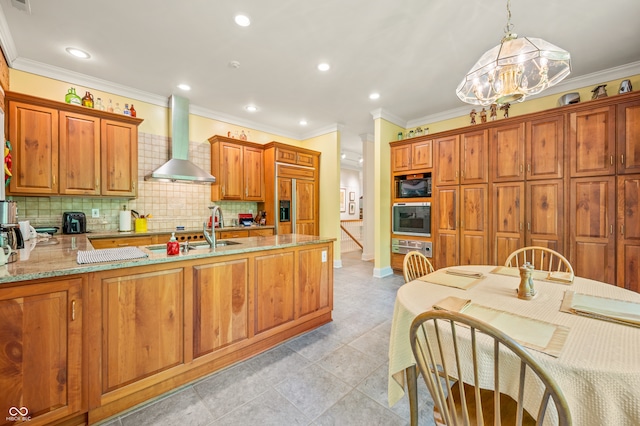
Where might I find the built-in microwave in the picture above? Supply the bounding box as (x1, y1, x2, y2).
(396, 176, 431, 198)
(392, 202, 431, 237)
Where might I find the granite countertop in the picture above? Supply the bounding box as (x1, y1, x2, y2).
(0, 233, 333, 285)
(87, 225, 275, 239)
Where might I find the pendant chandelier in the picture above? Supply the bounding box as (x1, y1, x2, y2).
(456, 0, 571, 106)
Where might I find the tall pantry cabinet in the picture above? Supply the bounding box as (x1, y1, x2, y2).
(392, 90, 640, 290)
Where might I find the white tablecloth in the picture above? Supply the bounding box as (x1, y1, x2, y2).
(388, 265, 640, 426)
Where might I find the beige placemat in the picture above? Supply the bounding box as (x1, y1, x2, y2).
(418, 269, 484, 290)
(433, 296, 569, 357)
(560, 291, 640, 328)
(491, 266, 574, 284)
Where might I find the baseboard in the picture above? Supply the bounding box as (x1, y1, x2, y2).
(373, 266, 394, 278)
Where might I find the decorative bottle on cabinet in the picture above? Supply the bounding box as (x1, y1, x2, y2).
(123, 104, 131, 116)
(65, 88, 82, 105)
(129, 104, 136, 117)
(81, 91, 94, 108)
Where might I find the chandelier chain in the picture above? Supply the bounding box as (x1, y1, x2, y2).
(504, 0, 514, 36)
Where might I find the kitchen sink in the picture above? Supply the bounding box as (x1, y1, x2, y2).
(144, 240, 241, 253)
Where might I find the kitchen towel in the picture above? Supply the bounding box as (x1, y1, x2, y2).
(77, 247, 148, 264)
(119, 210, 132, 231)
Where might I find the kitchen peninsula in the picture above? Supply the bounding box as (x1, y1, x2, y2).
(0, 233, 334, 426)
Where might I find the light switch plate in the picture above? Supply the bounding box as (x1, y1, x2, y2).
(92, 208, 100, 218)
(322, 250, 327, 262)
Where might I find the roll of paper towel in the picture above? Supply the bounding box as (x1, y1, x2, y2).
(119, 210, 132, 231)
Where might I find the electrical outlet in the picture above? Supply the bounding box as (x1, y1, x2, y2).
(322, 250, 327, 262)
(92, 208, 100, 218)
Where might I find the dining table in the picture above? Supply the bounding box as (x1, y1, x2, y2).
(388, 265, 640, 426)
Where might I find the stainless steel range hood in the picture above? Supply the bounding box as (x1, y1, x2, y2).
(145, 95, 216, 184)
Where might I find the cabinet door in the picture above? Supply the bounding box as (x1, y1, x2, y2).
(460, 130, 488, 184)
(490, 122, 525, 182)
(243, 146, 264, 201)
(617, 100, 640, 175)
(493, 182, 525, 266)
(102, 268, 184, 392)
(277, 178, 292, 235)
(526, 115, 564, 180)
(434, 135, 460, 186)
(59, 111, 100, 195)
(296, 245, 332, 318)
(219, 142, 243, 199)
(8, 101, 59, 195)
(434, 186, 459, 267)
(570, 177, 615, 284)
(101, 119, 138, 197)
(0, 279, 83, 425)
(193, 259, 248, 358)
(460, 184, 489, 265)
(391, 145, 411, 172)
(254, 251, 295, 333)
(295, 180, 317, 235)
(617, 175, 640, 291)
(411, 140, 433, 170)
(275, 147, 298, 165)
(569, 106, 616, 177)
(526, 179, 564, 254)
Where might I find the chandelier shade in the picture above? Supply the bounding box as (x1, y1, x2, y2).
(456, 2, 571, 106)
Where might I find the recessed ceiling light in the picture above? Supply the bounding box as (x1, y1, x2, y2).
(341, 153, 346, 159)
(359, 157, 364, 164)
(65, 47, 90, 59)
(369, 93, 380, 100)
(299, 120, 308, 126)
(177, 84, 191, 91)
(235, 14, 251, 27)
(245, 105, 258, 112)
(317, 63, 330, 72)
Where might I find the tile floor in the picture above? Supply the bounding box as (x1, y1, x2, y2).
(99, 251, 436, 426)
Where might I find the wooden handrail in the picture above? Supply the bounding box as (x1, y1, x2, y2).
(340, 223, 363, 249)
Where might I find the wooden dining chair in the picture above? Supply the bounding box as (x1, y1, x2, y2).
(410, 310, 571, 426)
(505, 246, 574, 276)
(403, 251, 435, 283)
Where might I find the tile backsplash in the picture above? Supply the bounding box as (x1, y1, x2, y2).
(10, 132, 257, 232)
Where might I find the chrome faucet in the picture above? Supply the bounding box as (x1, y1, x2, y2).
(204, 205, 224, 248)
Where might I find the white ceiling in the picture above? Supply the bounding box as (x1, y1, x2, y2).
(1, 0, 640, 162)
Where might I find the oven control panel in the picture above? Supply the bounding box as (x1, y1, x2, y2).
(391, 238, 432, 258)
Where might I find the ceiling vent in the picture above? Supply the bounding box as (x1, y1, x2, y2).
(11, 0, 31, 14)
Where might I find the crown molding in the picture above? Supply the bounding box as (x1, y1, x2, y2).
(301, 123, 342, 140)
(370, 108, 406, 128)
(0, 4, 17, 63)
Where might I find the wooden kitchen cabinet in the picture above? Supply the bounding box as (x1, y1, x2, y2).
(568, 105, 616, 177)
(0, 278, 83, 426)
(193, 258, 249, 358)
(59, 111, 101, 195)
(570, 176, 616, 284)
(459, 184, 489, 265)
(275, 146, 317, 168)
(490, 122, 525, 182)
(616, 99, 640, 175)
(526, 179, 565, 253)
(434, 185, 459, 268)
(209, 136, 264, 202)
(296, 245, 332, 318)
(460, 130, 488, 184)
(493, 182, 525, 266)
(7, 100, 59, 195)
(391, 138, 432, 173)
(6, 92, 142, 197)
(617, 175, 640, 291)
(434, 135, 460, 186)
(99, 267, 184, 393)
(89, 235, 156, 249)
(526, 115, 564, 180)
(254, 251, 295, 333)
(101, 119, 138, 197)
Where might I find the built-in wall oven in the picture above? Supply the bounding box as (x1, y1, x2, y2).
(392, 202, 431, 237)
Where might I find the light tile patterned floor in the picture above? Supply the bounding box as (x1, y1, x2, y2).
(99, 252, 436, 426)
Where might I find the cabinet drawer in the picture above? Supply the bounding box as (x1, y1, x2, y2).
(249, 228, 274, 237)
(277, 164, 315, 179)
(90, 236, 155, 248)
(218, 230, 249, 239)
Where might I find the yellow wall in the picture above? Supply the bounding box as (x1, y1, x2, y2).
(303, 131, 341, 259)
(373, 118, 403, 275)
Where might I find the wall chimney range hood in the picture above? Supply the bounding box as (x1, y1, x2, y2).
(145, 95, 216, 184)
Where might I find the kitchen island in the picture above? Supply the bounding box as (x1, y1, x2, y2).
(0, 233, 334, 425)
